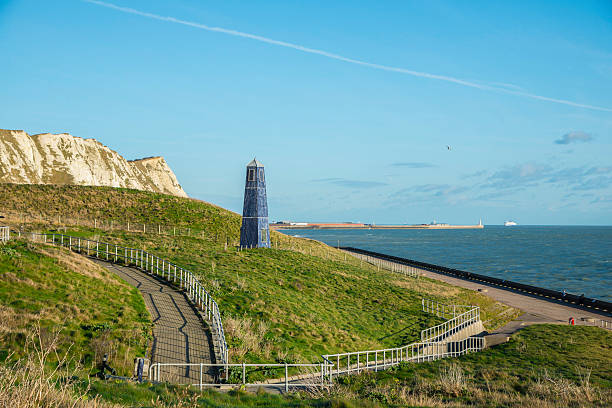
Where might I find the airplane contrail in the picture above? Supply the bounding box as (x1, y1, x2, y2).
(84, 0, 611, 113)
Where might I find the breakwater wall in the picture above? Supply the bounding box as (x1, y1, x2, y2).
(340, 247, 612, 314)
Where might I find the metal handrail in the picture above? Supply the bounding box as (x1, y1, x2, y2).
(150, 362, 334, 391)
(323, 298, 484, 380)
(322, 336, 484, 378)
(421, 299, 480, 342)
(26, 232, 228, 366)
(421, 298, 473, 319)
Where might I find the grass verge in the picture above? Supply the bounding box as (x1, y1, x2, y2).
(0, 240, 151, 375)
(332, 324, 612, 407)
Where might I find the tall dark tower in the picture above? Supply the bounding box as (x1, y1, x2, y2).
(240, 158, 270, 248)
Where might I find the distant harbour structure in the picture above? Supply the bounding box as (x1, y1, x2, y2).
(240, 158, 271, 248)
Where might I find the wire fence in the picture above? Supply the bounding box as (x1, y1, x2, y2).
(342, 250, 421, 278)
(24, 232, 228, 367)
(2, 210, 236, 243)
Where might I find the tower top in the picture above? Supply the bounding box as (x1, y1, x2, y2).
(247, 157, 264, 168)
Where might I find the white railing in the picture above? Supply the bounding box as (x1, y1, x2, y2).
(343, 250, 420, 278)
(0, 226, 9, 242)
(322, 336, 484, 378)
(150, 362, 333, 392)
(421, 299, 480, 342)
(323, 298, 484, 380)
(26, 232, 228, 366)
(422, 298, 472, 319)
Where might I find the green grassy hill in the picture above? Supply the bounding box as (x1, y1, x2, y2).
(0, 183, 519, 364)
(333, 324, 612, 407)
(2, 184, 610, 408)
(0, 239, 151, 376)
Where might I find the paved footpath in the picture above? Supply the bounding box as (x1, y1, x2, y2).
(414, 267, 611, 346)
(94, 260, 216, 384)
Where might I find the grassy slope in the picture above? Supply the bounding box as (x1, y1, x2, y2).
(0, 183, 239, 238)
(0, 184, 519, 363)
(335, 324, 612, 407)
(0, 240, 151, 375)
(2, 184, 610, 407)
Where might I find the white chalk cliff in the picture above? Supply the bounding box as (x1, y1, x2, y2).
(0, 129, 187, 197)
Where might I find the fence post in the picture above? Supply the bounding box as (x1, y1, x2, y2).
(200, 363, 203, 391)
(285, 363, 288, 393)
(242, 362, 246, 385)
(375, 351, 378, 371)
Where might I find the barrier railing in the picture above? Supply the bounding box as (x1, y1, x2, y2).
(323, 298, 484, 380)
(343, 250, 420, 278)
(0, 226, 9, 242)
(422, 298, 472, 319)
(150, 362, 332, 392)
(421, 299, 480, 342)
(322, 336, 484, 378)
(26, 232, 228, 366)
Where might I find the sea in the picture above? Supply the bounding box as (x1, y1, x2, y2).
(280, 226, 612, 302)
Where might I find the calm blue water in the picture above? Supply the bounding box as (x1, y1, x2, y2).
(280, 226, 612, 302)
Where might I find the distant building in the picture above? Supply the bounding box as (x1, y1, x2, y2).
(240, 158, 270, 248)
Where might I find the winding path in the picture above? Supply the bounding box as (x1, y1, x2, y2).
(94, 260, 217, 384)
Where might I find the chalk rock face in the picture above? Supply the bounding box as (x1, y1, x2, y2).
(0, 129, 187, 197)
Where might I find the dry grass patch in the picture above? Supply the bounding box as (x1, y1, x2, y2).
(224, 316, 272, 361)
(0, 327, 119, 408)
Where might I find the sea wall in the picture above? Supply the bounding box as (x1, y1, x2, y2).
(341, 247, 612, 314)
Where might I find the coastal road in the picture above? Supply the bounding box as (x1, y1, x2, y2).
(414, 266, 611, 345)
(94, 260, 217, 384)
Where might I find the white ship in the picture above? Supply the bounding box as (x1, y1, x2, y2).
(504, 220, 517, 226)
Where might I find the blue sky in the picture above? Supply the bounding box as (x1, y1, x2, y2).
(1, 0, 611, 225)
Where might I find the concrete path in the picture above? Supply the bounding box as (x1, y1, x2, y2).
(414, 267, 611, 345)
(94, 260, 217, 384)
